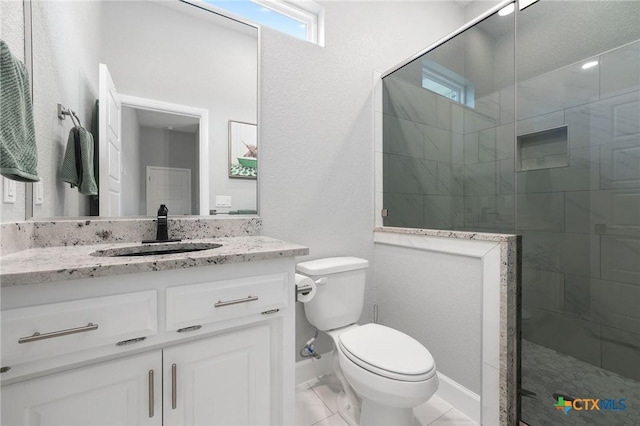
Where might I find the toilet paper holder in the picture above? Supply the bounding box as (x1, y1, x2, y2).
(295, 277, 326, 302)
(296, 284, 313, 301)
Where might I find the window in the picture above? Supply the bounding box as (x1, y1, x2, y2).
(203, 0, 323, 45)
(422, 59, 475, 108)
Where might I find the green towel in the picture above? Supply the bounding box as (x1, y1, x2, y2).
(0, 39, 39, 182)
(89, 100, 100, 215)
(61, 126, 98, 195)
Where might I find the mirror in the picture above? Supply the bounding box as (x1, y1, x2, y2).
(26, 0, 258, 218)
(0, 0, 29, 222)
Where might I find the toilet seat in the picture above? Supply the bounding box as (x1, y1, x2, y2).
(338, 323, 436, 382)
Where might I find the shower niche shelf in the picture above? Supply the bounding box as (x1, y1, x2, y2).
(517, 126, 568, 171)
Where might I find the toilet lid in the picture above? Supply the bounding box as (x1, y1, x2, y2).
(338, 323, 435, 382)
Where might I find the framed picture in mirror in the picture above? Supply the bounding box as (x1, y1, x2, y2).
(228, 121, 257, 179)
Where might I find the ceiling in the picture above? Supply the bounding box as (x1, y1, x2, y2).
(131, 108, 200, 134)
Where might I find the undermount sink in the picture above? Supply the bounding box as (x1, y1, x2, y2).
(91, 242, 223, 257)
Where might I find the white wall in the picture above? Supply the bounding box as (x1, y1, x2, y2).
(374, 244, 482, 394)
(100, 0, 257, 214)
(258, 1, 464, 358)
(0, 0, 28, 223)
(0, 1, 25, 82)
(463, 0, 501, 23)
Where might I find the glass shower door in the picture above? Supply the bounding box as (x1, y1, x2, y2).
(380, 1, 640, 423)
(517, 2, 640, 425)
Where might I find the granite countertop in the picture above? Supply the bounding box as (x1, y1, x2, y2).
(1, 236, 309, 287)
(374, 226, 519, 242)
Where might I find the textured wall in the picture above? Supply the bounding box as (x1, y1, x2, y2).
(30, 0, 102, 218)
(258, 1, 464, 359)
(0, 2, 25, 60)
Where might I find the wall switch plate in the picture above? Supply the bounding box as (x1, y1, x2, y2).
(35, 181, 44, 205)
(215, 195, 232, 207)
(3, 177, 16, 204)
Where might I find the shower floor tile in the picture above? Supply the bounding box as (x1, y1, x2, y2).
(521, 339, 640, 425)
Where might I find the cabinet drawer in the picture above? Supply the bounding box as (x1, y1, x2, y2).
(1, 290, 157, 366)
(166, 273, 289, 330)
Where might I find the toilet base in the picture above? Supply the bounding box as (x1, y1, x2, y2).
(359, 398, 415, 426)
(336, 391, 359, 426)
(330, 350, 361, 426)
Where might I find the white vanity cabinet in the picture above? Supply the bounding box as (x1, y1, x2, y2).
(163, 325, 270, 425)
(0, 257, 296, 426)
(2, 351, 163, 426)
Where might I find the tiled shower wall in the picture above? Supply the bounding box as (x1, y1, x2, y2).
(382, 40, 640, 381)
(383, 74, 468, 230)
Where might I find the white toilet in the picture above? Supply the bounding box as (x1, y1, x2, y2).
(297, 257, 438, 426)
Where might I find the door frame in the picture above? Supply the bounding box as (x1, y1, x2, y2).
(98, 63, 122, 216)
(119, 94, 209, 216)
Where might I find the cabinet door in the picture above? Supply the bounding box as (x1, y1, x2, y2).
(1, 351, 162, 426)
(163, 324, 271, 426)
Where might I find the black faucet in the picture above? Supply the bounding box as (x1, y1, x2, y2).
(156, 204, 169, 241)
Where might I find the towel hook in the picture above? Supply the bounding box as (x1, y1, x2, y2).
(57, 103, 81, 127)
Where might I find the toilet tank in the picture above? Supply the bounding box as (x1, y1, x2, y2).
(296, 257, 369, 331)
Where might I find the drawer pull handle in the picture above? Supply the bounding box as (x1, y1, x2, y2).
(18, 323, 99, 344)
(172, 363, 177, 410)
(214, 295, 258, 308)
(149, 370, 155, 418)
(116, 336, 147, 346)
(177, 325, 202, 333)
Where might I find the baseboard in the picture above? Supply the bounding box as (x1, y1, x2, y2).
(295, 351, 334, 385)
(435, 372, 481, 424)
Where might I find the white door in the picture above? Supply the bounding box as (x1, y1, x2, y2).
(1, 351, 162, 426)
(163, 325, 271, 426)
(146, 166, 192, 216)
(99, 63, 122, 216)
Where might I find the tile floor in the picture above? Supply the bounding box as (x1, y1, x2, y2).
(296, 376, 478, 426)
(521, 340, 640, 426)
